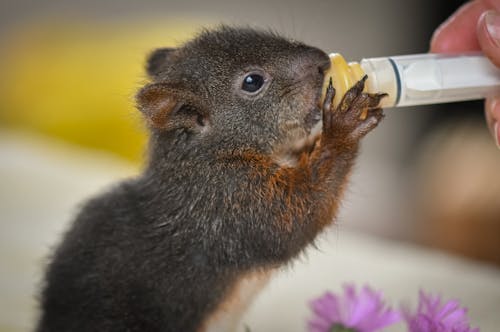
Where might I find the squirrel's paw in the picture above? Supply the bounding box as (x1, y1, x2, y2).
(322, 75, 386, 144)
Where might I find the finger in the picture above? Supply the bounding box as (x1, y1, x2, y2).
(477, 10, 500, 67)
(430, 0, 490, 53)
(339, 76, 366, 113)
(322, 79, 335, 129)
(485, 97, 500, 148)
(322, 78, 335, 113)
(367, 93, 388, 108)
(349, 108, 384, 140)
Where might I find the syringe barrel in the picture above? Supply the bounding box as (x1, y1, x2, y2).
(360, 53, 500, 108)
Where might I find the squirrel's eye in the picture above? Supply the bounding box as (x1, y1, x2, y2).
(241, 74, 265, 93)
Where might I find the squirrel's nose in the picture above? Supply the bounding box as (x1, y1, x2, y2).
(318, 58, 331, 74)
(304, 48, 331, 74)
(291, 47, 331, 80)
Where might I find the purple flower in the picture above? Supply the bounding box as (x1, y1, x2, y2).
(404, 290, 479, 332)
(307, 284, 401, 332)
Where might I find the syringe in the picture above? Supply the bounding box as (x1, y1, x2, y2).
(322, 53, 500, 108)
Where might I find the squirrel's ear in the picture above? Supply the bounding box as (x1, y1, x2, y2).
(136, 84, 207, 132)
(146, 47, 177, 79)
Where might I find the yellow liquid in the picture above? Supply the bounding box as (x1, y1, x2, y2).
(321, 53, 366, 107)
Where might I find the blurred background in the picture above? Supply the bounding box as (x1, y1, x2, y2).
(1, 0, 499, 331)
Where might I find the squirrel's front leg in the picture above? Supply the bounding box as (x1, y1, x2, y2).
(310, 76, 385, 186)
(265, 76, 385, 249)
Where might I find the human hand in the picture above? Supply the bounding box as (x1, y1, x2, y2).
(431, 0, 500, 148)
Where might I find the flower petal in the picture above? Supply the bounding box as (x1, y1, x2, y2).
(310, 292, 342, 323)
(308, 284, 400, 332)
(405, 291, 479, 332)
(307, 318, 334, 332)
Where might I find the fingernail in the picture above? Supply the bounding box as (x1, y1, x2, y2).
(485, 11, 500, 46)
(495, 121, 500, 149)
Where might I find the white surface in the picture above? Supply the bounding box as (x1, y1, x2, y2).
(1, 132, 499, 332)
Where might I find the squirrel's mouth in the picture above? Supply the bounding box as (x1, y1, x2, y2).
(303, 84, 324, 139)
(305, 106, 323, 141)
(304, 104, 321, 127)
(304, 105, 321, 129)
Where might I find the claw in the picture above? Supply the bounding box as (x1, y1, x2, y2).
(367, 92, 388, 108)
(359, 92, 388, 120)
(321, 78, 337, 133)
(338, 76, 367, 113)
(349, 75, 368, 94)
(350, 107, 384, 139)
(322, 78, 336, 113)
(354, 75, 368, 91)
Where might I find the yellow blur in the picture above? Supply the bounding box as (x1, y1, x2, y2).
(0, 20, 199, 163)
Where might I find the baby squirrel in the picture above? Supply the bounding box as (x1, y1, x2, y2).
(36, 26, 385, 332)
